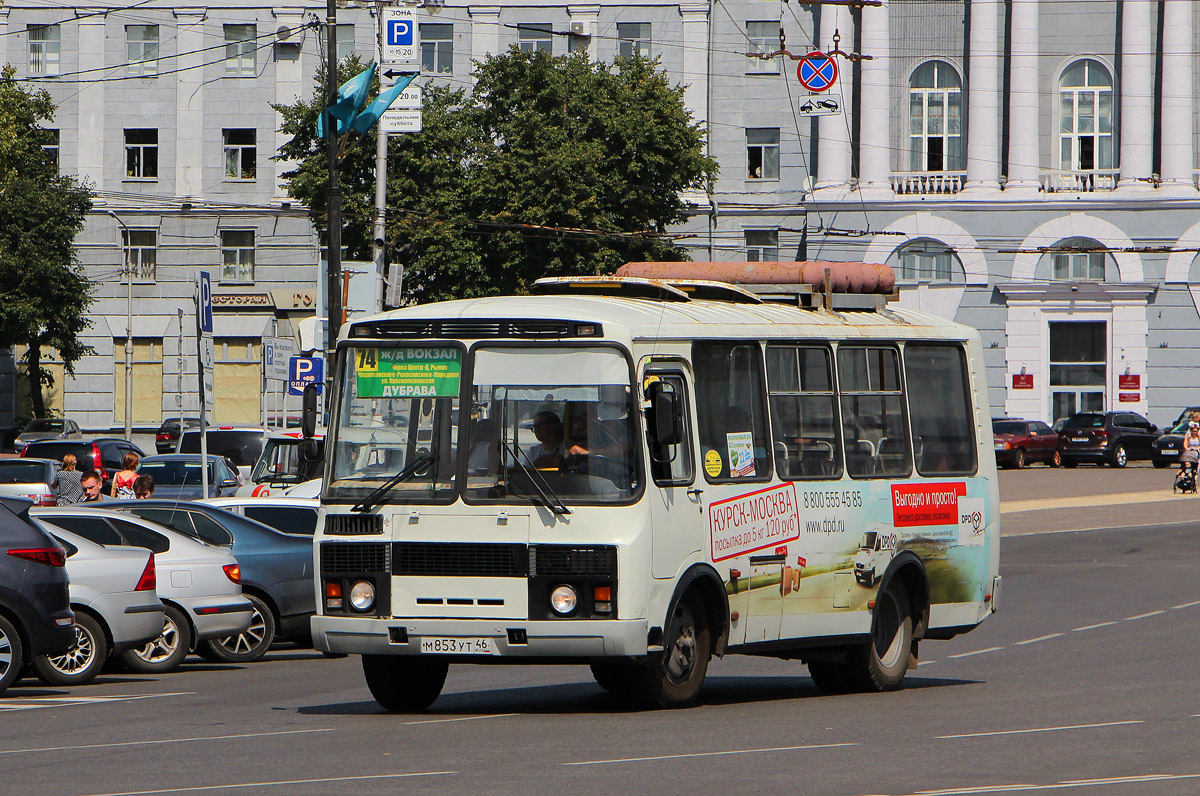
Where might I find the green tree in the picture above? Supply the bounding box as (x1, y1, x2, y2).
(0, 65, 95, 418)
(275, 49, 716, 304)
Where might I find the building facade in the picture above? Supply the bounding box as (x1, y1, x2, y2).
(4, 1, 1200, 429)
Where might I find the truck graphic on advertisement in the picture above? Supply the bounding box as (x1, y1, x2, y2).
(854, 529, 897, 587)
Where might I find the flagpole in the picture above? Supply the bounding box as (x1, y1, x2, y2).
(325, 0, 342, 393)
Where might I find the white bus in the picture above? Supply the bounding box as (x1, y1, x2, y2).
(310, 270, 1001, 710)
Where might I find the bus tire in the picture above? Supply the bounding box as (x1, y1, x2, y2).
(807, 660, 852, 694)
(362, 655, 448, 712)
(846, 585, 913, 692)
(631, 594, 710, 709)
(590, 662, 637, 694)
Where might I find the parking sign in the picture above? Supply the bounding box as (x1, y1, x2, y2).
(197, 271, 213, 334)
(382, 7, 418, 63)
(288, 356, 324, 396)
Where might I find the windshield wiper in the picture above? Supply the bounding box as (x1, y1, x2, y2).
(351, 454, 437, 513)
(500, 440, 571, 516)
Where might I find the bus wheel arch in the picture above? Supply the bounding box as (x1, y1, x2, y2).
(666, 564, 729, 658)
(878, 552, 930, 644)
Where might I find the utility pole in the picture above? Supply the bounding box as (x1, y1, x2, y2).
(325, 0, 342, 380)
(372, 2, 389, 313)
(108, 210, 133, 441)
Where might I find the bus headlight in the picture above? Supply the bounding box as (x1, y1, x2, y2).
(349, 580, 376, 612)
(550, 584, 578, 615)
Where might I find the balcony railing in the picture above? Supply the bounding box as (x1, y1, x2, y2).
(1039, 169, 1118, 193)
(890, 171, 966, 196)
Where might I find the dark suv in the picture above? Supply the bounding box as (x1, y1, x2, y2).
(0, 496, 74, 694)
(21, 438, 145, 494)
(1058, 411, 1161, 468)
(155, 418, 201, 454)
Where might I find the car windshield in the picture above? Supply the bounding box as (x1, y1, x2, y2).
(251, 438, 323, 485)
(138, 461, 213, 486)
(0, 462, 49, 483)
(25, 419, 64, 433)
(1061, 414, 1105, 430)
(179, 431, 263, 467)
(1171, 419, 1195, 434)
(992, 421, 1025, 435)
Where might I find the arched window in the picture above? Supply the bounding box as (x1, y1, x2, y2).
(890, 239, 962, 283)
(908, 61, 962, 172)
(1059, 59, 1114, 171)
(1042, 237, 1113, 282)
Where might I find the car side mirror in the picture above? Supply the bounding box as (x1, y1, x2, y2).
(219, 478, 239, 488)
(646, 381, 682, 448)
(302, 384, 319, 439)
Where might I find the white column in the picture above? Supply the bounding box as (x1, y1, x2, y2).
(77, 17, 106, 192)
(1160, 0, 1195, 192)
(964, 0, 1000, 191)
(0, 8, 9, 66)
(814, 3, 854, 191)
(1118, 0, 1154, 188)
(567, 5, 600, 60)
(679, 4, 710, 129)
(470, 6, 501, 61)
(1006, 0, 1039, 193)
(857, 0, 890, 196)
(273, 12, 306, 203)
(175, 10, 206, 201)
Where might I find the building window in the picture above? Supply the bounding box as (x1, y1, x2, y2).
(518, 24, 553, 54)
(909, 61, 962, 172)
(335, 24, 355, 61)
(1047, 237, 1109, 282)
(421, 24, 453, 73)
(1059, 59, 1113, 171)
(126, 25, 159, 76)
(746, 22, 779, 74)
(894, 239, 961, 282)
(225, 24, 257, 76)
(747, 128, 780, 180)
(745, 230, 779, 262)
(29, 25, 61, 76)
(41, 128, 59, 171)
(223, 129, 256, 180)
(124, 129, 158, 180)
(121, 229, 157, 282)
(617, 23, 651, 59)
(221, 230, 255, 283)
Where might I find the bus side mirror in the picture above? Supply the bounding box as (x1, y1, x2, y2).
(648, 383, 682, 447)
(302, 384, 319, 439)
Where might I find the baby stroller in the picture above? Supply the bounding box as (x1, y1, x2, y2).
(1174, 461, 1197, 494)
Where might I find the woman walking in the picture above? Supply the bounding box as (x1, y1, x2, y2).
(112, 451, 140, 500)
(51, 453, 85, 505)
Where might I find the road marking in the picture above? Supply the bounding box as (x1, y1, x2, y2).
(82, 772, 457, 796)
(1171, 600, 1200, 610)
(1015, 633, 1063, 646)
(564, 742, 858, 766)
(1124, 610, 1165, 621)
(935, 720, 1143, 740)
(1072, 621, 1118, 631)
(403, 713, 517, 725)
(945, 647, 1003, 659)
(905, 772, 1200, 794)
(0, 728, 333, 756)
(0, 692, 192, 712)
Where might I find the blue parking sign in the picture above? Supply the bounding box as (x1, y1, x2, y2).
(387, 18, 413, 46)
(288, 356, 324, 396)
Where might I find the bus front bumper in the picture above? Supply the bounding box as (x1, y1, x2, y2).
(311, 615, 651, 658)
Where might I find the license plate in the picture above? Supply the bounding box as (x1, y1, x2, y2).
(1071, 437, 1088, 443)
(419, 637, 497, 655)
(1162, 450, 1179, 456)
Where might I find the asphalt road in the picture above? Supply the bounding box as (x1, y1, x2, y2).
(2, 467, 1198, 796)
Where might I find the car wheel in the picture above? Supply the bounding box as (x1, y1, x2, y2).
(1013, 449, 1026, 469)
(121, 604, 191, 674)
(1050, 450, 1062, 468)
(629, 594, 711, 709)
(199, 595, 275, 664)
(33, 613, 108, 686)
(844, 584, 913, 692)
(1110, 444, 1128, 468)
(1153, 458, 1169, 469)
(362, 655, 449, 712)
(0, 615, 25, 694)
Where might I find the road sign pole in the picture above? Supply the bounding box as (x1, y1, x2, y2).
(326, 0, 342, 400)
(195, 274, 210, 497)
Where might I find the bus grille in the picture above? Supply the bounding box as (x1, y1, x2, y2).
(530, 545, 618, 577)
(392, 542, 528, 577)
(325, 515, 383, 535)
(321, 542, 390, 574)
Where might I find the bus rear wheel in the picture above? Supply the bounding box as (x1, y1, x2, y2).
(845, 584, 913, 692)
(362, 655, 448, 712)
(631, 595, 710, 709)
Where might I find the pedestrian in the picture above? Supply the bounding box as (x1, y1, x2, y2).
(51, 453, 84, 505)
(133, 474, 155, 499)
(112, 451, 140, 500)
(1181, 416, 1200, 478)
(79, 470, 105, 502)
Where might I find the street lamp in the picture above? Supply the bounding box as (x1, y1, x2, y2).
(107, 210, 133, 442)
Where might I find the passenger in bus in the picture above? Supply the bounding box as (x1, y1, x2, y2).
(526, 410, 567, 468)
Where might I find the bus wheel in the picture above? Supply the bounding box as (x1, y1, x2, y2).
(590, 662, 637, 694)
(362, 655, 448, 712)
(807, 660, 852, 694)
(633, 595, 710, 709)
(846, 585, 913, 692)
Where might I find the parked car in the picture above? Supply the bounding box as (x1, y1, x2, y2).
(178, 427, 266, 479)
(992, 418, 1061, 468)
(235, 431, 325, 497)
(135, 454, 242, 500)
(21, 438, 145, 494)
(107, 500, 314, 663)
(0, 458, 59, 506)
(0, 496, 75, 695)
(155, 417, 201, 454)
(1151, 418, 1195, 468)
(282, 478, 321, 498)
(13, 418, 82, 453)
(1057, 411, 1162, 468)
(26, 524, 162, 686)
(201, 496, 320, 536)
(31, 507, 252, 674)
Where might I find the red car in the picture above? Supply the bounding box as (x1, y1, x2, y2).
(993, 418, 1061, 468)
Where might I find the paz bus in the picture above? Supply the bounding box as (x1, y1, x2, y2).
(309, 262, 1001, 710)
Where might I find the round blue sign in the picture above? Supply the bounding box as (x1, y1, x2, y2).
(797, 52, 838, 93)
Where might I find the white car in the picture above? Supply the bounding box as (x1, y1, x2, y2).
(27, 524, 164, 686)
(200, 496, 320, 536)
(234, 431, 325, 497)
(281, 478, 321, 498)
(32, 507, 254, 674)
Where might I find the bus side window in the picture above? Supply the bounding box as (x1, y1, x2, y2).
(766, 345, 842, 480)
(905, 344, 977, 475)
(645, 373, 695, 486)
(837, 346, 912, 478)
(692, 342, 772, 483)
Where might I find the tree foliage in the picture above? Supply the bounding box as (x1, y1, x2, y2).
(0, 66, 95, 418)
(275, 49, 716, 304)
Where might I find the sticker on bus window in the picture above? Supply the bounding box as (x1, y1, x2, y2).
(727, 432, 755, 478)
(704, 449, 723, 478)
(356, 347, 461, 398)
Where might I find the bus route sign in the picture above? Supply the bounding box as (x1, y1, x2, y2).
(356, 347, 461, 398)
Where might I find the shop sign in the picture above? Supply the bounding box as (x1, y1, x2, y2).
(1012, 373, 1034, 389)
(1119, 374, 1141, 390)
(212, 293, 273, 308)
(1119, 392, 1140, 403)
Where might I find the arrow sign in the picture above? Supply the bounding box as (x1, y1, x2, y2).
(797, 51, 838, 93)
(382, 67, 419, 81)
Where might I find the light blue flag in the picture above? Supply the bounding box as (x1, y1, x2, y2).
(349, 73, 418, 134)
(316, 63, 377, 138)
